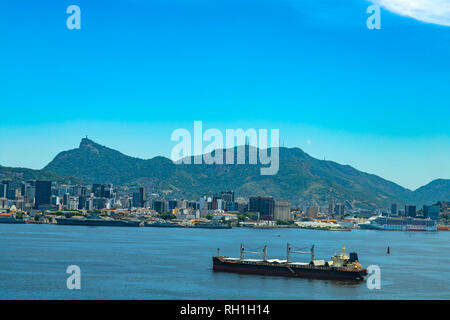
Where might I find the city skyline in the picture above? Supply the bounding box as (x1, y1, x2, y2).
(1, 0, 449, 190)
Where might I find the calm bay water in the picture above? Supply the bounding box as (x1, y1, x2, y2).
(0, 224, 449, 299)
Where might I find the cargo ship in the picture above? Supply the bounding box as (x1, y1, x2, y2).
(359, 216, 437, 231)
(56, 214, 141, 227)
(213, 244, 367, 281)
(192, 221, 232, 229)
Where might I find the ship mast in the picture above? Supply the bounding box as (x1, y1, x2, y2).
(240, 243, 268, 261)
(287, 243, 315, 263)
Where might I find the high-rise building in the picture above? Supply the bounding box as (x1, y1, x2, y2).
(58, 185, 71, 197)
(187, 201, 199, 210)
(212, 196, 221, 210)
(221, 191, 235, 203)
(168, 200, 178, 211)
(423, 205, 440, 221)
(132, 192, 142, 208)
(139, 187, 146, 207)
(307, 206, 319, 219)
(235, 197, 248, 214)
(152, 200, 166, 213)
(72, 185, 87, 197)
(35, 181, 51, 209)
(78, 196, 87, 210)
(68, 197, 79, 210)
(2, 180, 21, 200)
(0, 182, 7, 198)
(51, 195, 60, 206)
(176, 200, 187, 209)
(249, 196, 275, 220)
(391, 203, 398, 216)
(199, 196, 207, 210)
(63, 193, 71, 206)
(21, 182, 35, 206)
(225, 201, 236, 211)
(334, 204, 345, 219)
(92, 184, 101, 197)
(101, 184, 113, 198)
(216, 198, 224, 211)
(405, 205, 416, 218)
(93, 197, 106, 209)
(328, 197, 335, 217)
(274, 200, 291, 221)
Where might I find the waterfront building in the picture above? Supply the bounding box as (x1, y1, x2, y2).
(274, 200, 291, 221)
(391, 203, 398, 216)
(68, 197, 79, 210)
(93, 197, 106, 209)
(78, 196, 87, 210)
(199, 196, 206, 210)
(177, 199, 188, 209)
(72, 185, 88, 197)
(101, 184, 113, 198)
(249, 196, 274, 220)
(328, 197, 335, 217)
(63, 193, 70, 206)
(207, 197, 213, 210)
(51, 195, 60, 206)
(307, 206, 319, 219)
(132, 192, 142, 208)
(92, 184, 102, 197)
(423, 205, 440, 221)
(0, 198, 8, 209)
(35, 180, 51, 209)
(139, 187, 146, 207)
(221, 191, 235, 203)
(58, 185, 71, 197)
(225, 200, 236, 212)
(188, 201, 200, 210)
(212, 196, 221, 210)
(334, 204, 345, 220)
(405, 205, 416, 218)
(22, 182, 35, 206)
(216, 198, 224, 211)
(0, 183, 6, 198)
(168, 200, 178, 211)
(235, 197, 248, 214)
(152, 200, 166, 213)
(87, 197, 94, 211)
(2, 181, 22, 200)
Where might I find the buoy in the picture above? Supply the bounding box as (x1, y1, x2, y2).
(387, 246, 390, 254)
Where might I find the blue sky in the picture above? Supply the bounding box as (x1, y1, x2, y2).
(0, 0, 449, 190)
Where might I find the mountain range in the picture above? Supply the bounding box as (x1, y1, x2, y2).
(22, 138, 448, 209)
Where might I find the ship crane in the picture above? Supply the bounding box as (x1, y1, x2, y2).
(286, 243, 315, 263)
(240, 244, 268, 261)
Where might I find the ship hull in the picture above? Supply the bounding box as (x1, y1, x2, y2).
(144, 222, 184, 228)
(212, 257, 366, 281)
(0, 218, 26, 224)
(359, 223, 437, 231)
(193, 224, 232, 229)
(56, 218, 140, 227)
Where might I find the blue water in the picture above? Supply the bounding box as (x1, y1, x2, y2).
(0, 224, 449, 299)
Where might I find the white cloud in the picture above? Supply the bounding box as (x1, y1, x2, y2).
(369, 0, 450, 26)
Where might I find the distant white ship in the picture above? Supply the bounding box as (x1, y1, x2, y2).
(359, 216, 437, 231)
